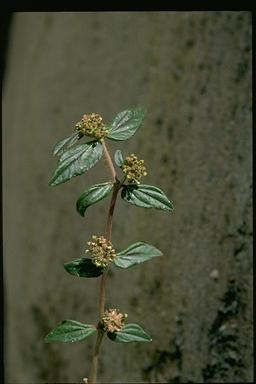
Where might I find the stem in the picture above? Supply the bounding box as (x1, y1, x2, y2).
(102, 140, 116, 181)
(105, 184, 120, 242)
(88, 140, 120, 384)
(97, 183, 120, 320)
(98, 273, 108, 319)
(88, 330, 104, 384)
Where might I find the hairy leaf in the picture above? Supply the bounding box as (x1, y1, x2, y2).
(114, 242, 162, 268)
(107, 323, 152, 343)
(49, 141, 103, 186)
(121, 184, 173, 211)
(44, 320, 96, 342)
(53, 132, 81, 157)
(76, 182, 113, 216)
(114, 149, 124, 167)
(107, 108, 145, 141)
(64, 258, 105, 277)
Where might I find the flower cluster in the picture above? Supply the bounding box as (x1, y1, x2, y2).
(86, 235, 116, 268)
(102, 308, 128, 333)
(122, 154, 147, 184)
(75, 113, 108, 141)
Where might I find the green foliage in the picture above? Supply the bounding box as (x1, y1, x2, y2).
(53, 132, 81, 157)
(44, 320, 97, 343)
(47, 106, 174, 371)
(106, 108, 145, 141)
(64, 258, 105, 277)
(76, 182, 113, 216)
(114, 242, 162, 268)
(121, 184, 173, 211)
(49, 141, 103, 186)
(107, 323, 152, 343)
(114, 149, 124, 167)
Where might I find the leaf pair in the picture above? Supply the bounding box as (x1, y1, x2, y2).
(76, 181, 173, 217)
(45, 320, 151, 344)
(49, 108, 145, 187)
(64, 242, 162, 278)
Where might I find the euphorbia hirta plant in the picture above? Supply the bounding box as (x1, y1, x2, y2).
(45, 108, 174, 383)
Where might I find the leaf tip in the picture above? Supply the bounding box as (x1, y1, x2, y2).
(63, 262, 74, 275)
(44, 333, 52, 343)
(48, 177, 59, 187)
(137, 105, 147, 115)
(165, 201, 174, 211)
(76, 204, 85, 217)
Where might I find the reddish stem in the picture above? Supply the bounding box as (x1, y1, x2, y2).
(88, 141, 120, 384)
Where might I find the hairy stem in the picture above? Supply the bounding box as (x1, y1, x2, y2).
(88, 141, 120, 384)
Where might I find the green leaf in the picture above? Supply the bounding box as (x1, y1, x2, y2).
(53, 132, 81, 157)
(107, 323, 152, 343)
(49, 141, 103, 186)
(44, 320, 96, 343)
(76, 182, 113, 217)
(107, 108, 145, 141)
(121, 184, 173, 211)
(114, 150, 124, 167)
(114, 242, 162, 269)
(64, 257, 105, 278)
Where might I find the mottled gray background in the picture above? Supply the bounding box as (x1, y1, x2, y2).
(3, 11, 252, 383)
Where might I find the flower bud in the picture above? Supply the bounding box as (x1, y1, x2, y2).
(75, 113, 108, 141)
(122, 154, 147, 184)
(86, 235, 116, 268)
(102, 308, 128, 333)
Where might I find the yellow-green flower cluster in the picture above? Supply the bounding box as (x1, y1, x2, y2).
(75, 113, 108, 141)
(102, 308, 128, 333)
(86, 235, 116, 268)
(122, 154, 147, 184)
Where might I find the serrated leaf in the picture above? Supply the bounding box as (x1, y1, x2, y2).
(64, 257, 105, 278)
(114, 150, 124, 167)
(107, 108, 145, 141)
(121, 184, 173, 211)
(49, 141, 103, 186)
(44, 320, 96, 343)
(107, 323, 152, 343)
(53, 132, 81, 157)
(76, 182, 113, 217)
(114, 242, 162, 269)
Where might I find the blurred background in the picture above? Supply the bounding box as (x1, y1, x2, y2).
(2, 11, 252, 383)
